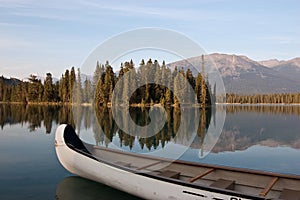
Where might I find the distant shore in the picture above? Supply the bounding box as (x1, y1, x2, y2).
(217, 103, 300, 106)
(1, 101, 300, 107)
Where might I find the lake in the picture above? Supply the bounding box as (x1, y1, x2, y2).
(1, 104, 300, 199)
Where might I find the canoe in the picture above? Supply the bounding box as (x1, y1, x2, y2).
(55, 124, 300, 200)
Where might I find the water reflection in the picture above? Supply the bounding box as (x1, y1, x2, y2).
(214, 105, 300, 152)
(1, 104, 300, 152)
(0, 104, 75, 133)
(93, 106, 211, 152)
(56, 176, 140, 200)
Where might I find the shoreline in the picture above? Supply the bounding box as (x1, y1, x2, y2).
(1, 101, 300, 107)
(217, 103, 300, 106)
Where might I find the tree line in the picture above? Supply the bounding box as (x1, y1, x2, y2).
(2, 58, 300, 105)
(0, 67, 92, 104)
(0, 57, 213, 107)
(226, 93, 300, 104)
(94, 57, 213, 107)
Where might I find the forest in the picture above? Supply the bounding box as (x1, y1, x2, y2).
(226, 93, 300, 104)
(1, 58, 300, 105)
(0, 58, 212, 107)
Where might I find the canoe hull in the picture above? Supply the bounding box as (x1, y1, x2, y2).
(55, 124, 255, 200)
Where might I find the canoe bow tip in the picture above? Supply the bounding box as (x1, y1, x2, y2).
(55, 124, 68, 146)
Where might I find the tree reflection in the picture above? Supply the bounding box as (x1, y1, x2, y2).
(2, 103, 300, 152)
(94, 106, 211, 150)
(0, 104, 74, 133)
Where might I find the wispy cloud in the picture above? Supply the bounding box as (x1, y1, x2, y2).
(0, 22, 38, 27)
(2, 0, 228, 22)
(261, 36, 300, 44)
(77, 0, 224, 21)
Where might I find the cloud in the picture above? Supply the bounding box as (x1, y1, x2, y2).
(261, 36, 300, 44)
(80, 0, 226, 21)
(0, 22, 38, 27)
(1, 0, 224, 22)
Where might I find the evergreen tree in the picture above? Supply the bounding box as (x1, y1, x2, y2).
(165, 67, 173, 105)
(63, 70, 70, 102)
(69, 67, 76, 102)
(0, 78, 5, 101)
(103, 62, 115, 105)
(114, 64, 124, 105)
(93, 61, 104, 92)
(28, 74, 42, 102)
(59, 74, 65, 102)
(74, 68, 82, 104)
(173, 69, 185, 106)
(95, 74, 105, 106)
(83, 78, 92, 103)
(43, 73, 54, 102)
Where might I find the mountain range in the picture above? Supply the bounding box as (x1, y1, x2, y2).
(169, 53, 300, 94)
(2, 53, 300, 94)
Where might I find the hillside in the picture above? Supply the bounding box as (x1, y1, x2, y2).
(169, 54, 300, 94)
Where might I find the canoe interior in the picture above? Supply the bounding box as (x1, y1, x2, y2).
(63, 125, 300, 200)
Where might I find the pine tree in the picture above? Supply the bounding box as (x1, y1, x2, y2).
(185, 68, 195, 104)
(83, 78, 92, 103)
(93, 61, 104, 92)
(43, 73, 54, 102)
(0, 78, 5, 101)
(74, 68, 82, 104)
(165, 67, 173, 105)
(95, 74, 105, 106)
(173, 69, 185, 106)
(69, 67, 76, 103)
(28, 74, 42, 102)
(103, 62, 115, 105)
(63, 70, 70, 102)
(201, 55, 207, 107)
(114, 64, 124, 105)
(53, 81, 59, 102)
(195, 73, 202, 104)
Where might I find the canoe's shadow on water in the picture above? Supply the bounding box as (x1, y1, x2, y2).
(56, 176, 141, 200)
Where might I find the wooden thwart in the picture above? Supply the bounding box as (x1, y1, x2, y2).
(188, 168, 215, 183)
(259, 177, 279, 197)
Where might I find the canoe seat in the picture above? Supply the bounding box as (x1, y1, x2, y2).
(210, 179, 235, 190)
(278, 189, 300, 200)
(158, 170, 180, 179)
(115, 161, 131, 168)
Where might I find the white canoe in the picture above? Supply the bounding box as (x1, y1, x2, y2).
(55, 124, 300, 200)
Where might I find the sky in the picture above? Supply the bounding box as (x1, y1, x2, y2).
(0, 0, 300, 79)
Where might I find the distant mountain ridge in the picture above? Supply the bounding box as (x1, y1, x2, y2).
(169, 53, 300, 94)
(2, 53, 300, 94)
(0, 76, 22, 86)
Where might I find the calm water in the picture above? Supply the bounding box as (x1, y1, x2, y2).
(1, 104, 300, 199)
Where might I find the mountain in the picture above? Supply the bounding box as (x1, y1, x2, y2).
(169, 54, 300, 94)
(258, 59, 284, 68)
(271, 58, 300, 80)
(0, 76, 22, 86)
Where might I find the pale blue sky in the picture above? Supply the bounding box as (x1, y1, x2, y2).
(1, 0, 299, 79)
